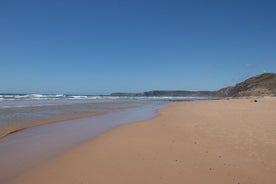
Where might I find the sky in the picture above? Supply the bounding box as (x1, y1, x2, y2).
(1, 0, 276, 94)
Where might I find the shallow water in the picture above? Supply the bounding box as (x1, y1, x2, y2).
(0, 100, 165, 183)
(0, 99, 147, 138)
(0, 97, 209, 138)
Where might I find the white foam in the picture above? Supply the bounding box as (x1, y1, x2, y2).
(0, 93, 214, 103)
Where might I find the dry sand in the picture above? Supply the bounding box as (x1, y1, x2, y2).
(9, 97, 276, 184)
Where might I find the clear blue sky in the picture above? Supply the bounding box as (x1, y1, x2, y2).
(1, 0, 276, 94)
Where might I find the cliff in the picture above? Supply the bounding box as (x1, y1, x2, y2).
(217, 73, 276, 97)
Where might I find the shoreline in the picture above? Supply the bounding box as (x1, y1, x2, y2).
(0, 102, 165, 183)
(8, 97, 276, 184)
(0, 99, 151, 140)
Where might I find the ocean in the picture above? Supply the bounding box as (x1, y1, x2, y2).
(0, 94, 209, 138)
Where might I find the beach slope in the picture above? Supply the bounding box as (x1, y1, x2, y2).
(10, 98, 276, 184)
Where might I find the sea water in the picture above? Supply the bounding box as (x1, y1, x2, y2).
(0, 98, 145, 138)
(0, 94, 209, 138)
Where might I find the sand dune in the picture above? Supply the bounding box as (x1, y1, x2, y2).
(9, 97, 276, 184)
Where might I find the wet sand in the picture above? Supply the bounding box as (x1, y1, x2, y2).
(9, 97, 276, 184)
(0, 100, 132, 139)
(0, 102, 164, 183)
(0, 111, 103, 139)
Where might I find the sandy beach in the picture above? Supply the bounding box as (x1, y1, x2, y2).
(9, 97, 276, 184)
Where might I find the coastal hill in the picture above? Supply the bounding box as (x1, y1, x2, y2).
(111, 73, 276, 97)
(217, 73, 276, 97)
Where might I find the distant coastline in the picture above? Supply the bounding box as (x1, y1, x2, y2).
(112, 73, 276, 98)
(2, 73, 275, 100)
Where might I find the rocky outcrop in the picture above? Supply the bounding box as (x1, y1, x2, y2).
(217, 73, 276, 97)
